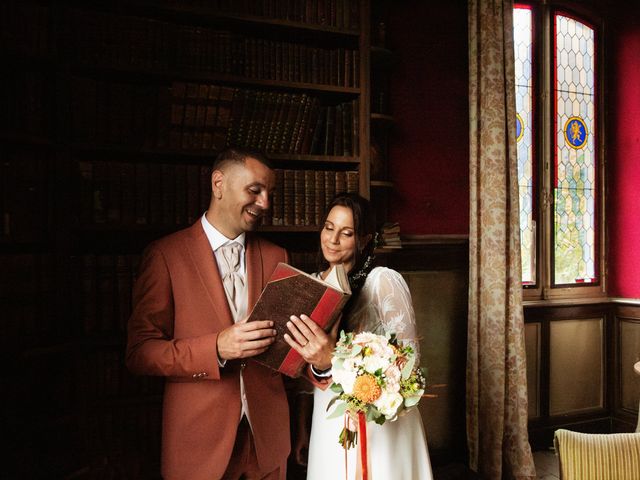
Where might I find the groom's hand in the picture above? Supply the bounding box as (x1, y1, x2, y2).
(217, 320, 277, 360)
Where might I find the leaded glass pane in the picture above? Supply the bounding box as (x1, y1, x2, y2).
(514, 7, 535, 285)
(554, 15, 596, 284)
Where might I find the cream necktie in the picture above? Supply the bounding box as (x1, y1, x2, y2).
(219, 242, 245, 319)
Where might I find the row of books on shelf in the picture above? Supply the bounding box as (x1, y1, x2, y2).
(148, 0, 360, 29)
(380, 222, 402, 248)
(0, 70, 48, 138)
(0, 249, 329, 340)
(78, 160, 358, 228)
(85, 401, 162, 454)
(83, 348, 165, 400)
(0, 253, 56, 297)
(76, 253, 141, 335)
(0, 1, 50, 57)
(65, 8, 360, 86)
(69, 76, 158, 148)
(0, 253, 137, 339)
(1, 149, 49, 243)
(265, 168, 358, 226)
(161, 82, 359, 155)
(68, 77, 360, 156)
(1, 0, 361, 61)
(0, 253, 69, 338)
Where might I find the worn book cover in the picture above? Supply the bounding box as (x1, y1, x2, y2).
(248, 263, 351, 377)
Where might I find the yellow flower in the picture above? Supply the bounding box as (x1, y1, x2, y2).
(353, 374, 382, 403)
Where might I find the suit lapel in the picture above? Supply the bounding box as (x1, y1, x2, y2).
(185, 222, 234, 327)
(246, 234, 263, 310)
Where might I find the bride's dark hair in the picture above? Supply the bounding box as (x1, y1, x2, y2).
(317, 193, 378, 331)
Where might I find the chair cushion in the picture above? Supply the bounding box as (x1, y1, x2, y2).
(554, 429, 640, 480)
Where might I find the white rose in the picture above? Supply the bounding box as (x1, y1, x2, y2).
(353, 332, 379, 346)
(384, 365, 401, 393)
(374, 390, 404, 419)
(363, 354, 390, 374)
(332, 367, 357, 394)
(343, 357, 361, 372)
(370, 340, 394, 360)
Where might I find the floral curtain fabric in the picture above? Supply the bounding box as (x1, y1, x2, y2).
(467, 0, 536, 478)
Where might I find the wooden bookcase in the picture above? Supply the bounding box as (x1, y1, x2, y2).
(369, 0, 395, 227)
(1, 0, 373, 478)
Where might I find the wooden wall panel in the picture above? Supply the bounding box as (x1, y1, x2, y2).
(549, 318, 604, 415)
(619, 319, 640, 412)
(612, 303, 640, 431)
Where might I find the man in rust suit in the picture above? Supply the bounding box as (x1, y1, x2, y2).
(127, 147, 289, 480)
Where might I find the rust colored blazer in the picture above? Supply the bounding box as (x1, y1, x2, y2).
(126, 222, 290, 480)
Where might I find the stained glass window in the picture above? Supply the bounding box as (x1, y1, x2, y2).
(554, 14, 596, 285)
(514, 7, 535, 285)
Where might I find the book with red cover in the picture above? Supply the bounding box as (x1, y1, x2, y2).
(248, 263, 351, 377)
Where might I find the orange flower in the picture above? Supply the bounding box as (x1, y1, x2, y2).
(352, 374, 382, 403)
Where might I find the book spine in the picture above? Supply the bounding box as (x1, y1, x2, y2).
(78, 161, 94, 225)
(271, 169, 284, 226)
(120, 162, 136, 226)
(304, 170, 315, 226)
(96, 254, 116, 332)
(324, 170, 336, 210)
(161, 163, 175, 226)
(148, 163, 163, 226)
(186, 164, 200, 224)
(283, 169, 295, 226)
(335, 170, 347, 195)
(81, 254, 97, 334)
(116, 254, 132, 333)
(293, 169, 305, 226)
(309, 105, 326, 155)
(174, 164, 187, 225)
(324, 105, 335, 155)
(200, 165, 212, 213)
(314, 170, 326, 226)
(134, 163, 149, 225)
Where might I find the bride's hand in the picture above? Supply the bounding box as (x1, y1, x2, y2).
(283, 314, 340, 371)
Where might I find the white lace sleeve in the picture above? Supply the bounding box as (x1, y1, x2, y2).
(365, 267, 421, 360)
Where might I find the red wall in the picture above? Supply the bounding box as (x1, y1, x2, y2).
(607, 6, 640, 298)
(387, 1, 469, 235)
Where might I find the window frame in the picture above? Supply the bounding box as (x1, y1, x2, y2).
(516, 1, 606, 302)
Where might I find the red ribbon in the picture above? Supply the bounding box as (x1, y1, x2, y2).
(358, 412, 368, 480)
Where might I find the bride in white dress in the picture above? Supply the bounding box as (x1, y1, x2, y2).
(284, 193, 433, 480)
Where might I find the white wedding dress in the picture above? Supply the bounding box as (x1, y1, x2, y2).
(306, 267, 433, 480)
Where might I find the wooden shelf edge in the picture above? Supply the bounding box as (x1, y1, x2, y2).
(258, 225, 321, 232)
(370, 180, 394, 188)
(135, 3, 361, 37)
(69, 143, 361, 164)
(269, 153, 361, 163)
(67, 63, 361, 95)
(370, 113, 395, 124)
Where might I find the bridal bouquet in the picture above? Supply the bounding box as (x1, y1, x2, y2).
(327, 330, 426, 449)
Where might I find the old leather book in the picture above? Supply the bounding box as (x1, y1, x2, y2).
(248, 262, 351, 377)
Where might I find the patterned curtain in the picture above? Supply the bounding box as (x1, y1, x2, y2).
(467, 0, 536, 478)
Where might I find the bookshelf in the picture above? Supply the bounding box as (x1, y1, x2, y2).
(1, 0, 374, 478)
(369, 0, 395, 228)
